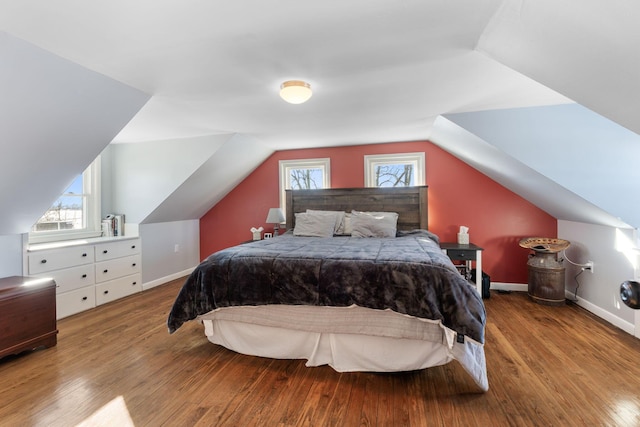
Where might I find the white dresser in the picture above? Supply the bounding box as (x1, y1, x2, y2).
(27, 237, 141, 319)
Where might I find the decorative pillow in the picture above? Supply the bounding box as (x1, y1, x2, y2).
(306, 210, 346, 234)
(350, 210, 399, 238)
(293, 212, 336, 237)
(343, 212, 353, 235)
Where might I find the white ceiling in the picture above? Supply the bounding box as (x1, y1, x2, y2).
(0, 0, 570, 149)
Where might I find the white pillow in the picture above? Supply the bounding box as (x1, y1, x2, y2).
(343, 212, 353, 235)
(350, 210, 399, 238)
(305, 210, 346, 234)
(293, 212, 336, 237)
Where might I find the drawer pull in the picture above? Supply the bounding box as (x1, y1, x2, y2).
(82, 253, 87, 257)
(82, 274, 87, 278)
(132, 263, 137, 267)
(82, 296, 88, 301)
(103, 269, 108, 274)
(132, 282, 137, 286)
(41, 259, 47, 264)
(131, 245, 136, 249)
(103, 250, 108, 254)
(104, 290, 109, 295)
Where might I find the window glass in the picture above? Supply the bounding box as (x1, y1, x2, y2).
(288, 167, 324, 190)
(279, 158, 330, 213)
(364, 153, 425, 188)
(30, 157, 101, 243)
(32, 175, 85, 232)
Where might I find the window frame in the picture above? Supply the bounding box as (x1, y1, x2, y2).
(364, 152, 425, 188)
(29, 157, 102, 244)
(279, 158, 331, 215)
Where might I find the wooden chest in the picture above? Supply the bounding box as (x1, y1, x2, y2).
(0, 276, 57, 359)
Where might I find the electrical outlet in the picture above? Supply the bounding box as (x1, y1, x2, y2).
(584, 260, 594, 273)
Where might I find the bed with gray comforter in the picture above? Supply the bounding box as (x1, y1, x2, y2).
(168, 230, 485, 345)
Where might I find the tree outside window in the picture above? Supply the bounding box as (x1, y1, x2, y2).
(364, 153, 425, 188)
(279, 158, 330, 213)
(289, 168, 323, 190)
(374, 164, 414, 187)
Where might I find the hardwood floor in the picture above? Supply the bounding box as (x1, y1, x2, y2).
(1, 278, 639, 426)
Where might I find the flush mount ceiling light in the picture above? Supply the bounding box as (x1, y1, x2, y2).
(279, 80, 312, 104)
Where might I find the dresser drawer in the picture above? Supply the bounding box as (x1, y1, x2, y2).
(43, 265, 96, 294)
(28, 247, 94, 275)
(95, 239, 141, 262)
(56, 287, 96, 319)
(95, 255, 141, 283)
(95, 274, 142, 305)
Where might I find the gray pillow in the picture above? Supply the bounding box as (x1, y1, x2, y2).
(305, 209, 346, 234)
(350, 210, 398, 238)
(293, 212, 336, 237)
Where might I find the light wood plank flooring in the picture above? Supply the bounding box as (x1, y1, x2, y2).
(1, 278, 639, 426)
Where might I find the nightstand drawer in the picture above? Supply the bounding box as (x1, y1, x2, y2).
(446, 249, 477, 261)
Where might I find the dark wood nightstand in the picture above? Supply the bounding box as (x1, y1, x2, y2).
(440, 242, 484, 295)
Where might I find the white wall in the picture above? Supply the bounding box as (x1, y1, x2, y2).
(109, 135, 232, 224)
(0, 234, 25, 277)
(139, 220, 200, 289)
(559, 220, 638, 335)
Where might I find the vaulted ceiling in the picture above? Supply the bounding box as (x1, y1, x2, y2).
(1, 0, 639, 232)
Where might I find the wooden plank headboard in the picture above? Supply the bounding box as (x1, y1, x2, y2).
(285, 186, 428, 231)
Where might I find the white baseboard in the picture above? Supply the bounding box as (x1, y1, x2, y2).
(142, 267, 195, 291)
(488, 282, 635, 336)
(490, 282, 527, 292)
(564, 290, 635, 336)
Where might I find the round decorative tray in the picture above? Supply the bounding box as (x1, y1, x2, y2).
(519, 237, 570, 253)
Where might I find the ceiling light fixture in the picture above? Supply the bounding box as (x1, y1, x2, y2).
(279, 80, 312, 104)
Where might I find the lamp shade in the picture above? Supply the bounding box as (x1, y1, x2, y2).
(266, 208, 285, 224)
(279, 80, 312, 104)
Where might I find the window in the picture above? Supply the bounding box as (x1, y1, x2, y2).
(364, 152, 425, 187)
(279, 158, 330, 212)
(30, 157, 101, 243)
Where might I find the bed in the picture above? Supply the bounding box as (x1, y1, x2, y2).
(167, 186, 488, 391)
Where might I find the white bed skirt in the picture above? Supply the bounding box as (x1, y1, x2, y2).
(198, 305, 488, 391)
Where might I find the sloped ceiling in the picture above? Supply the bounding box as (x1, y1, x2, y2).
(0, 32, 149, 235)
(444, 105, 640, 228)
(1, 1, 639, 231)
(111, 133, 273, 224)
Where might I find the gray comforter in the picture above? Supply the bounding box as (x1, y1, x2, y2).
(167, 230, 486, 343)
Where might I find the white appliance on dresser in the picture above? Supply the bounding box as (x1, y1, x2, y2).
(26, 237, 142, 319)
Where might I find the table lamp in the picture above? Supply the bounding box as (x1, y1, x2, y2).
(266, 208, 285, 236)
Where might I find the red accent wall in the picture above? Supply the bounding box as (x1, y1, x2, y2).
(200, 141, 556, 283)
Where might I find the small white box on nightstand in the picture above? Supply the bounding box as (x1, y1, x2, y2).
(457, 233, 469, 245)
